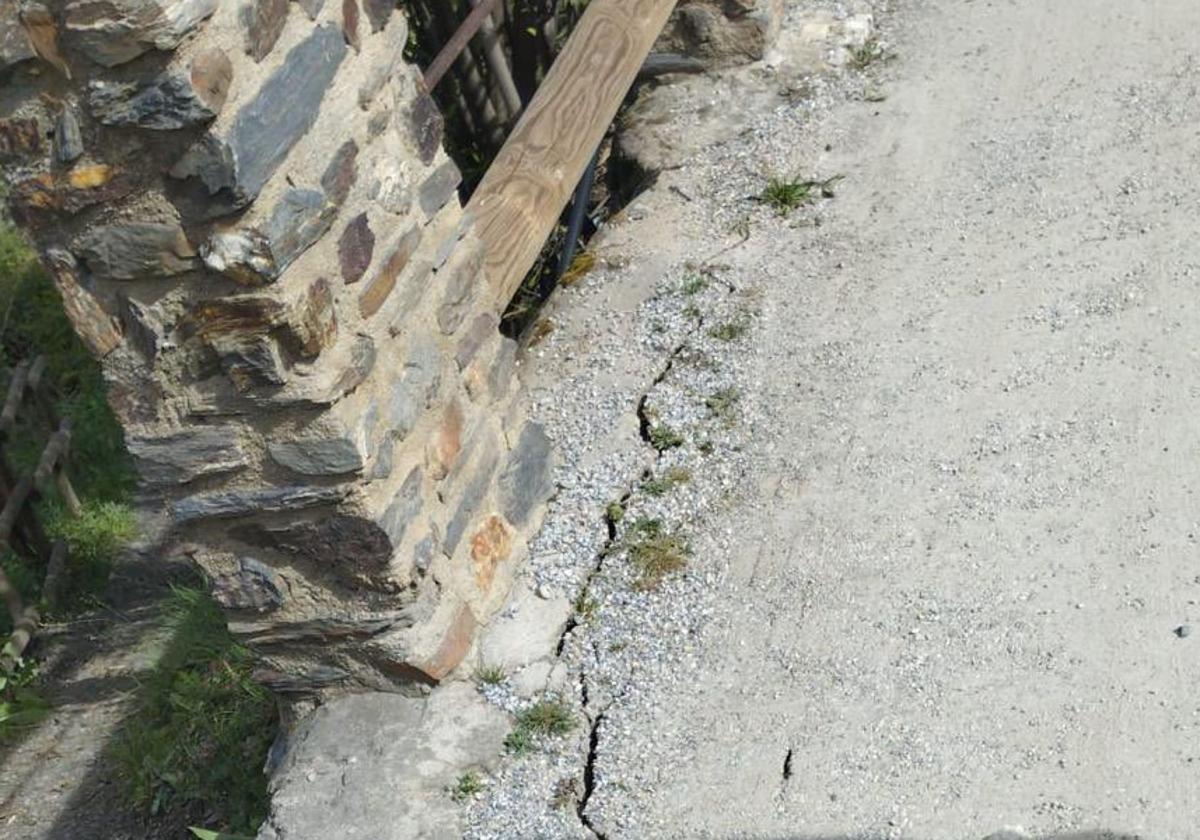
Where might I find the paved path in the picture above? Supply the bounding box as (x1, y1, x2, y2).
(640, 0, 1200, 836)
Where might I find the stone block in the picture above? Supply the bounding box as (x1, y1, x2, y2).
(202, 187, 336, 284)
(478, 581, 571, 671)
(212, 556, 286, 612)
(379, 466, 423, 545)
(496, 421, 554, 527)
(358, 224, 420, 318)
(443, 430, 500, 555)
(217, 335, 287, 389)
(41, 249, 122, 357)
(117, 295, 166, 360)
(1, 3, 36, 70)
(87, 47, 231, 129)
(454, 312, 498, 371)
(435, 238, 482, 335)
(128, 425, 249, 485)
(407, 92, 442, 165)
(173, 484, 347, 523)
(9, 165, 134, 222)
(0, 117, 42, 159)
(337, 212, 373, 283)
(269, 430, 366, 476)
(387, 331, 441, 439)
(54, 108, 83, 163)
(469, 514, 511, 595)
(295, 0, 324, 18)
(294, 277, 337, 358)
(427, 399, 463, 481)
(321, 139, 359, 206)
(341, 0, 359, 51)
(64, 0, 217, 67)
(488, 337, 517, 399)
(170, 24, 347, 205)
(362, 0, 393, 33)
(233, 514, 394, 589)
(199, 229, 276, 285)
(418, 159, 461, 221)
(240, 0, 288, 61)
(76, 222, 197, 280)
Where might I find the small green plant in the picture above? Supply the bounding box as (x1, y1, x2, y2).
(642, 466, 692, 496)
(574, 591, 599, 619)
(683, 304, 702, 321)
(505, 696, 575, 755)
(475, 664, 506, 686)
(449, 771, 485, 802)
(605, 500, 625, 525)
(757, 174, 844, 216)
(649, 424, 685, 451)
(0, 657, 50, 741)
(848, 37, 886, 70)
(504, 726, 534, 755)
(115, 587, 276, 834)
(708, 318, 749, 342)
(46, 500, 136, 612)
(705, 387, 741, 420)
(623, 518, 690, 590)
(682, 274, 707, 295)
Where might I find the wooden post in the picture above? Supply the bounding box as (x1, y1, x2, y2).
(466, 0, 678, 307)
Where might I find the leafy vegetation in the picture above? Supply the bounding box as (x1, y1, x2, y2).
(115, 587, 276, 835)
(505, 696, 575, 755)
(708, 317, 750, 342)
(449, 771, 485, 802)
(705, 387, 741, 421)
(649, 423, 685, 451)
(642, 466, 692, 496)
(622, 517, 691, 591)
(757, 174, 844, 217)
(475, 664, 507, 686)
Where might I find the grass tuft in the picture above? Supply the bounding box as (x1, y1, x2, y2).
(705, 387, 741, 421)
(505, 696, 575, 755)
(708, 318, 750, 342)
(649, 424, 685, 451)
(848, 37, 887, 70)
(624, 517, 690, 590)
(475, 664, 506, 686)
(642, 466, 692, 496)
(449, 771, 485, 802)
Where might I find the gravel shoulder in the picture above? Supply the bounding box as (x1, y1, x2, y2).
(469, 0, 1200, 837)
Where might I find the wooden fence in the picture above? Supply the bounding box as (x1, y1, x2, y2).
(0, 356, 80, 676)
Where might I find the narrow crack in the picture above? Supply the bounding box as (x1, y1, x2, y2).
(576, 710, 607, 839)
(782, 747, 794, 781)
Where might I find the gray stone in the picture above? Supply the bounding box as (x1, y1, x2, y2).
(241, 0, 288, 61)
(118, 295, 167, 360)
(444, 438, 500, 555)
(479, 581, 571, 671)
(128, 425, 249, 485)
(380, 466, 423, 545)
(54, 108, 84, 163)
(388, 332, 441, 439)
(212, 556, 286, 612)
(87, 59, 230, 129)
(232, 514, 394, 589)
(320, 139, 359, 206)
(295, 0, 325, 18)
(173, 484, 347, 523)
(370, 435, 394, 480)
(269, 434, 366, 476)
(200, 229, 277, 285)
(408, 92, 443, 165)
(418, 159, 462, 220)
(362, 0, 393, 33)
(265, 187, 336, 272)
(216, 335, 287, 389)
(64, 0, 218, 67)
(489, 337, 517, 399)
(337, 212, 374, 283)
(1, 3, 36, 70)
(436, 241, 482, 335)
(231, 612, 411, 646)
(326, 333, 376, 399)
(170, 25, 347, 204)
(455, 312, 499, 370)
(255, 665, 350, 694)
(76, 222, 197, 280)
(412, 528, 438, 576)
(259, 684, 507, 840)
(497, 421, 554, 527)
(431, 211, 473, 270)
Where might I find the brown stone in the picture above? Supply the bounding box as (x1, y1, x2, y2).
(358, 225, 420, 318)
(0, 118, 41, 159)
(190, 47, 234, 113)
(337, 213, 374, 283)
(320, 139, 359, 207)
(75, 222, 197, 280)
(408, 92, 442, 165)
(41, 250, 122, 357)
(470, 514, 512, 594)
(8, 165, 133, 220)
(428, 399, 463, 480)
(179, 295, 288, 341)
(21, 4, 69, 77)
(341, 0, 360, 51)
(241, 0, 289, 61)
(415, 602, 475, 682)
(295, 278, 337, 358)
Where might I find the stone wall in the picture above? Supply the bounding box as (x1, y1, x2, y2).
(0, 0, 553, 696)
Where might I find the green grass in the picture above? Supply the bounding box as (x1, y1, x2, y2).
(114, 587, 276, 835)
(475, 664, 507, 686)
(46, 500, 136, 612)
(642, 466, 692, 496)
(682, 274, 707, 295)
(449, 771, 485, 802)
(848, 37, 887, 70)
(605, 500, 625, 525)
(623, 517, 690, 590)
(505, 696, 575, 755)
(705, 387, 741, 421)
(0, 658, 51, 741)
(708, 318, 750, 342)
(757, 174, 844, 217)
(649, 423, 685, 451)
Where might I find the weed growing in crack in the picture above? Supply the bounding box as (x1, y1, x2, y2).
(551, 777, 580, 810)
(757, 174, 844, 216)
(683, 303, 702, 321)
(709, 317, 750, 342)
(449, 771, 484, 802)
(848, 37, 887, 70)
(649, 423, 685, 451)
(506, 697, 575, 756)
(642, 466, 692, 496)
(624, 517, 691, 590)
(605, 500, 625, 525)
(574, 592, 599, 619)
(682, 274, 707, 295)
(475, 664, 506, 686)
(706, 387, 741, 421)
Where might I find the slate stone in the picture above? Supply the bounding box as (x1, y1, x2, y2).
(232, 613, 410, 646)
(87, 56, 230, 129)
(41, 250, 123, 358)
(455, 312, 499, 370)
(0, 118, 41, 159)
(418, 159, 462, 220)
(337, 213, 374, 283)
(320, 139, 359, 206)
(326, 333, 376, 399)
(295, 0, 325, 19)
(54, 108, 84, 163)
(380, 466, 423, 545)
(217, 335, 287, 390)
(233, 514, 393, 588)
(431, 211, 473, 270)
(1, 2, 36, 70)
(179, 294, 288, 341)
(369, 156, 411, 214)
(362, 0, 392, 32)
(118, 295, 167, 360)
(241, 0, 288, 61)
(254, 665, 349, 693)
(212, 556, 286, 612)
(127, 425, 249, 485)
(8, 166, 133, 222)
(269, 434, 366, 476)
(412, 528, 438, 576)
(408, 92, 443, 165)
(388, 332, 441, 438)
(436, 239, 483, 335)
(170, 25, 347, 204)
(444, 440, 500, 556)
(295, 278, 337, 358)
(358, 225, 420, 318)
(265, 187, 336, 272)
(497, 421, 554, 527)
(76, 222, 197, 280)
(173, 484, 347, 523)
(64, 0, 218, 67)
(341, 0, 360, 51)
(370, 435, 393, 480)
(489, 337, 517, 399)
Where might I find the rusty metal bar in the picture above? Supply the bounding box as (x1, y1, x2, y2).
(421, 0, 504, 92)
